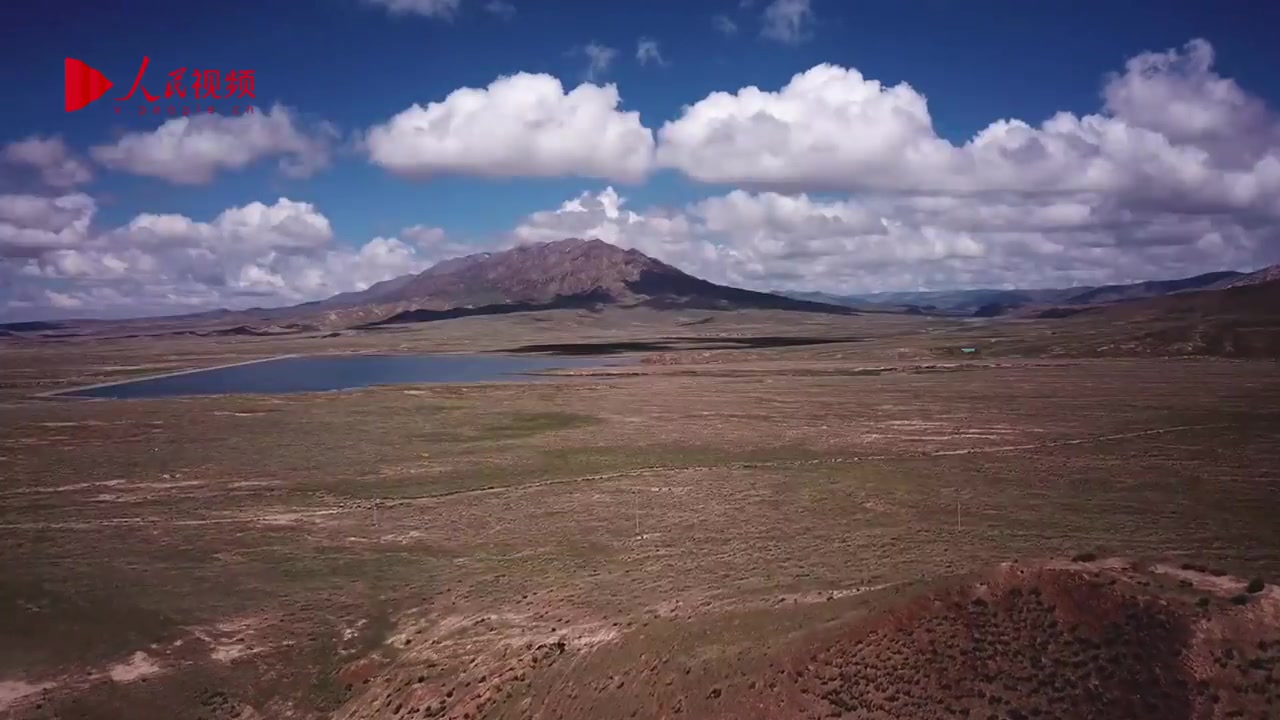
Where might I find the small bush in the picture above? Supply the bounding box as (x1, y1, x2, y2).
(1071, 552, 1098, 563)
(1230, 594, 1249, 606)
(1246, 578, 1265, 594)
(1195, 597, 1210, 609)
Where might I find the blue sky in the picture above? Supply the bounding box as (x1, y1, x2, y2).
(2, 0, 1280, 318)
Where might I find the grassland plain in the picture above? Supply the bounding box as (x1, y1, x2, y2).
(1, 309, 1278, 719)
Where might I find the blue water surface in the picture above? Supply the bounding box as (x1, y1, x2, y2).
(65, 354, 612, 399)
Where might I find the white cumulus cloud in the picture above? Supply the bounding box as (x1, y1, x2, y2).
(579, 42, 618, 81)
(0, 193, 96, 257)
(365, 72, 655, 182)
(483, 0, 515, 19)
(0, 197, 446, 320)
(657, 64, 948, 192)
(365, 0, 461, 19)
(90, 105, 336, 185)
(636, 38, 666, 67)
(2, 136, 93, 188)
(660, 40, 1280, 215)
(7, 38, 1280, 319)
(1101, 38, 1278, 165)
(510, 186, 1279, 295)
(657, 40, 1280, 223)
(761, 0, 815, 44)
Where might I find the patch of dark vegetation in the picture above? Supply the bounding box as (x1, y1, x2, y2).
(508, 340, 667, 355)
(481, 411, 597, 440)
(502, 335, 862, 356)
(625, 269, 857, 315)
(0, 567, 184, 673)
(0, 320, 66, 332)
(909, 364, 972, 374)
(1036, 307, 1096, 319)
(1072, 552, 1099, 563)
(709, 335, 861, 349)
(364, 292, 616, 328)
(973, 302, 1009, 318)
(196, 323, 318, 338)
(1231, 594, 1250, 606)
(676, 317, 715, 326)
(407, 412, 599, 449)
(1246, 578, 1266, 594)
(111, 324, 319, 340)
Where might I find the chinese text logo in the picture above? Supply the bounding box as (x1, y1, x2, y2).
(65, 57, 256, 116)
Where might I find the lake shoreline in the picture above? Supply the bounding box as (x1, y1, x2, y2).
(38, 354, 301, 399)
(37, 353, 618, 400)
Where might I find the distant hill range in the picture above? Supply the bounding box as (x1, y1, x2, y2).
(176, 238, 854, 331)
(1223, 264, 1280, 289)
(3, 239, 1277, 360)
(318, 238, 854, 326)
(775, 270, 1247, 317)
(776, 263, 1279, 358)
(1034, 271, 1280, 358)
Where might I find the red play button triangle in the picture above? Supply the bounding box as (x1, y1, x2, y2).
(64, 58, 113, 112)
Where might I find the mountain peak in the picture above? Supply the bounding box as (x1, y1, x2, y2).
(309, 238, 852, 325)
(542, 237, 608, 249)
(1225, 263, 1280, 288)
(515, 237, 649, 261)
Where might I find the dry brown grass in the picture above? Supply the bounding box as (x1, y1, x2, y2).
(1, 309, 1278, 718)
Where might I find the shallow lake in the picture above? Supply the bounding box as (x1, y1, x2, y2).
(61, 354, 617, 399)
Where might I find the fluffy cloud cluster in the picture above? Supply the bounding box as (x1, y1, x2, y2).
(363, 37, 1280, 231)
(510, 37, 1278, 290)
(365, 73, 654, 181)
(0, 193, 96, 257)
(365, 0, 461, 18)
(2, 136, 93, 188)
(636, 38, 665, 67)
(511, 185, 1274, 294)
(90, 105, 336, 184)
(5, 178, 1275, 320)
(0, 196, 444, 319)
(761, 0, 815, 45)
(711, 0, 813, 42)
(578, 43, 619, 81)
(6, 38, 1280, 319)
(656, 40, 1280, 219)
